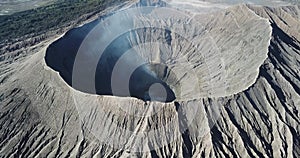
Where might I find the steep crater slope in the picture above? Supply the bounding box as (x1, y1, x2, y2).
(206, 5, 300, 158)
(45, 26, 178, 102)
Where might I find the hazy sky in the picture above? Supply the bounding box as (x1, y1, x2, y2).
(0, 0, 296, 15)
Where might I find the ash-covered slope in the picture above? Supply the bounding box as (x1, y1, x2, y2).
(0, 1, 299, 158)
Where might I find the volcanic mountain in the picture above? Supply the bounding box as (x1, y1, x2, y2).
(0, 0, 299, 157)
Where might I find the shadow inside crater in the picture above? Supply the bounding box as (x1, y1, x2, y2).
(45, 20, 177, 102)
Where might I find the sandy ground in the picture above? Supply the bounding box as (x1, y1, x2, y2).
(0, 0, 55, 15)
